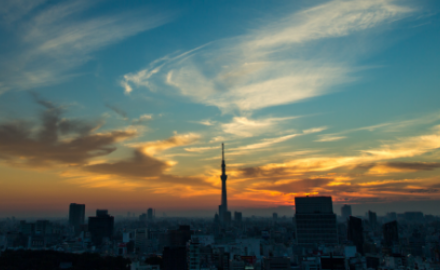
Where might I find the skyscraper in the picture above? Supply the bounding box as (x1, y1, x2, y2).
(368, 210, 377, 229)
(383, 220, 399, 248)
(147, 208, 154, 220)
(294, 196, 338, 245)
(348, 216, 364, 255)
(341, 204, 352, 220)
(218, 143, 229, 223)
(69, 203, 85, 235)
(88, 209, 114, 245)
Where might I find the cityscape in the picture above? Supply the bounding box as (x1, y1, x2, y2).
(1, 0, 440, 269)
(1, 146, 440, 269)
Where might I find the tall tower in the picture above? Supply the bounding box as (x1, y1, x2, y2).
(219, 143, 228, 222)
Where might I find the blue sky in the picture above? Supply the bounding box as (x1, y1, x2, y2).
(1, 0, 440, 217)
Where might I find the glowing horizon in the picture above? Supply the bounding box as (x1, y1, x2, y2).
(1, 0, 440, 218)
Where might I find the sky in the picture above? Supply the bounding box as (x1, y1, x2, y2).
(1, 0, 440, 218)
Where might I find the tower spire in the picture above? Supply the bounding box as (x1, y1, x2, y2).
(219, 143, 228, 222)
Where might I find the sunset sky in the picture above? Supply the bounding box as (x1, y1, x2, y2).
(1, 0, 440, 218)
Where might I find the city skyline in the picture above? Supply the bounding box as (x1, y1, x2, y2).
(1, 0, 440, 217)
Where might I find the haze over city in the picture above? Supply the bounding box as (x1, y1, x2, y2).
(1, 0, 440, 219)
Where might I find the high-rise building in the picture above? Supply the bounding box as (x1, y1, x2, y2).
(147, 208, 154, 220)
(69, 203, 85, 235)
(218, 143, 228, 223)
(163, 246, 188, 270)
(348, 216, 364, 255)
(341, 204, 352, 220)
(168, 225, 192, 247)
(404, 211, 424, 222)
(368, 211, 377, 229)
(383, 221, 399, 247)
(88, 209, 114, 245)
(294, 196, 338, 245)
(273, 212, 278, 223)
(234, 211, 242, 225)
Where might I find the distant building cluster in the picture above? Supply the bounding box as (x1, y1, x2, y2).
(1, 145, 440, 269)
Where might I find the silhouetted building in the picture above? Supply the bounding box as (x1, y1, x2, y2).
(368, 210, 377, 229)
(234, 211, 242, 224)
(147, 208, 154, 220)
(163, 246, 187, 270)
(262, 256, 290, 270)
(348, 216, 364, 255)
(19, 221, 34, 235)
(273, 212, 278, 223)
(168, 225, 192, 247)
(295, 196, 338, 245)
(139, 213, 147, 222)
(341, 204, 352, 221)
(404, 211, 424, 222)
(88, 209, 114, 245)
(383, 220, 399, 247)
(35, 220, 52, 235)
(218, 143, 228, 223)
(69, 203, 85, 235)
(321, 256, 345, 270)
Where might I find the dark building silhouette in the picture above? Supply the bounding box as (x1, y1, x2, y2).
(347, 216, 364, 255)
(341, 204, 352, 221)
(234, 211, 242, 223)
(404, 211, 424, 222)
(163, 246, 188, 270)
(69, 203, 85, 235)
(294, 196, 338, 245)
(88, 209, 114, 245)
(262, 257, 290, 270)
(273, 212, 278, 223)
(147, 208, 154, 220)
(167, 225, 192, 247)
(383, 220, 399, 247)
(368, 210, 377, 229)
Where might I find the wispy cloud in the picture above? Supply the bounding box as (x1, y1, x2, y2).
(315, 134, 347, 142)
(303, 126, 327, 134)
(129, 132, 201, 156)
(0, 0, 173, 93)
(184, 146, 220, 153)
(221, 116, 297, 137)
(231, 134, 300, 151)
(121, 0, 414, 113)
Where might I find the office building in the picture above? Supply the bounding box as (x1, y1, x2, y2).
(341, 204, 352, 220)
(147, 208, 154, 220)
(163, 246, 188, 270)
(88, 209, 114, 245)
(348, 216, 364, 255)
(69, 203, 85, 235)
(273, 212, 278, 223)
(168, 225, 192, 247)
(135, 228, 148, 254)
(368, 211, 377, 229)
(234, 211, 242, 223)
(383, 220, 399, 247)
(404, 211, 424, 221)
(294, 196, 338, 245)
(262, 257, 290, 270)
